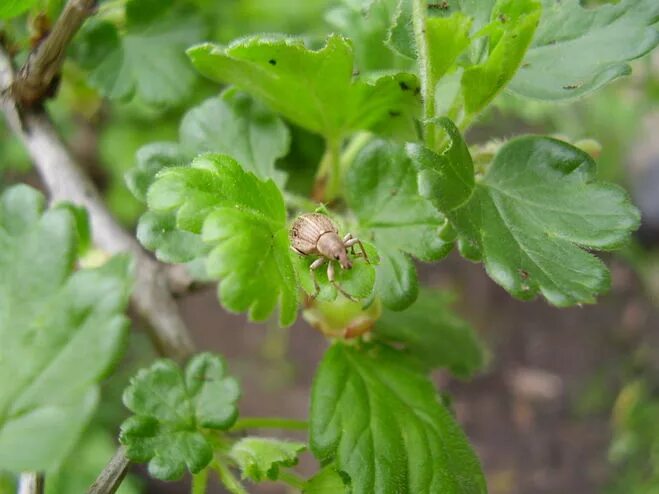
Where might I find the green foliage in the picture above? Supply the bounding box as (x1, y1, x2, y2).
(73, 0, 205, 106)
(0, 0, 36, 19)
(415, 120, 640, 306)
(346, 139, 452, 310)
(0, 185, 131, 472)
(310, 343, 486, 494)
(187, 34, 421, 141)
(147, 154, 299, 325)
(229, 437, 306, 482)
(304, 466, 351, 493)
(510, 0, 659, 100)
(120, 353, 239, 480)
(375, 289, 485, 377)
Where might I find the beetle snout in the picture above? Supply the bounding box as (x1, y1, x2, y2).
(338, 251, 352, 270)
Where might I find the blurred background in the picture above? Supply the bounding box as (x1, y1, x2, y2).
(2, 0, 659, 493)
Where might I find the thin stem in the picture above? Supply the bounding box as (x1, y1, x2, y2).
(214, 460, 248, 494)
(339, 132, 372, 177)
(278, 471, 306, 490)
(86, 447, 130, 494)
(411, 0, 436, 150)
(191, 468, 209, 494)
(232, 417, 308, 431)
(313, 136, 342, 202)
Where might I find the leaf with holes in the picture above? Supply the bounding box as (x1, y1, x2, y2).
(120, 353, 239, 480)
(0, 185, 131, 472)
(187, 34, 420, 140)
(416, 119, 641, 306)
(509, 0, 659, 100)
(310, 343, 486, 494)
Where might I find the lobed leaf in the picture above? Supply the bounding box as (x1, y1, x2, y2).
(229, 437, 306, 482)
(345, 139, 452, 310)
(417, 119, 641, 306)
(147, 154, 299, 326)
(375, 289, 485, 377)
(187, 34, 420, 140)
(0, 185, 131, 472)
(73, 0, 205, 106)
(120, 353, 239, 480)
(310, 343, 486, 494)
(510, 0, 659, 100)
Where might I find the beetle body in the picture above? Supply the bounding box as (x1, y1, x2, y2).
(290, 213, 370, 300)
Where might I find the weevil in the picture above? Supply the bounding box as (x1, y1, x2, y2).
(290, 213, 370, 301)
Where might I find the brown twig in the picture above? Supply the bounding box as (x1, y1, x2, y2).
(18, 473, 44, 494)
(86, 447, 131, 494)
(13, 0, 97, 106)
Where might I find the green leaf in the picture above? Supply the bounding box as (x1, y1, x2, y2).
(293, 240, 379, 302)
(304, 466, 351, 494)
(120, 353, 239, 480)
(325, 0, 413, 72)
(345, 139, 451, 310)
(187, 34, 421, 140)
(418, 121, 641, 306)
(509, 0, 659, 100)
(0, 185, 131, 472)
(229, 437, 306, 482)
(73, 0, 205, 106)
(0, 0, 36, 19)
(375, 289, 485, 377)
(460, 0, 541, 114)
(179, 88, 290, 186)
(126, 142, 185, 204)
(310, 343, 486, 494)
(147, 154, 299, 326)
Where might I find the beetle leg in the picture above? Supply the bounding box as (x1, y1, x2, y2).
(343, 233, 356, 254)
(290, 245, 306, 256)
(345, 238, 370, 264)
(309, 257, 326, 298)
(327, 261, 358, 302)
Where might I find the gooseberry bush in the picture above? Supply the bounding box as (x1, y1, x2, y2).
(1, 0, 657, 493)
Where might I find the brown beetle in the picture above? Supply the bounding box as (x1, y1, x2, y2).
(290, 213, 370, 300)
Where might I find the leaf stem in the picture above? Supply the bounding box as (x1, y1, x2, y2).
(191, 468, 209, 494)
(214, 460, 248, 494)
(278, 471, 306, 490)
(339, 132, 372, 177)
(314, 136, 342, 202)
(232, 417, 308, 431)
(411, 0, 437, 150)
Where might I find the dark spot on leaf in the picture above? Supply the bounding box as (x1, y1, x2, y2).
(352, 69, 360, 77)
(519, 269, 529, 280)
(512, 34, 518, 39)
(498, 14, 507, 23)
(522, 63, 531, 69)
(389, 110, 401, 117)
(548, 40, 557, 45)
(268, 59, 277, 65)
(428, 1, 449, 10)
(562, 83, 582, 90)
(399, 81, 410, 91)
(414, 86, 421, 95)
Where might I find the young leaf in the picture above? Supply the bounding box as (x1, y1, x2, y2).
(509, 0, 659, 100)
(416, 119, 641, 306)
(304, 466, 351, 494)
(345, 139, 452, 310)
(187, 35, 420, 140)
(229, 437, 306, 482)
(375, 289, 485, 377)
(120, 353, 239, 480)
(310, 343, 486, 494)
(0, 185, 131, 472)
(73, 0, 205, 106)
(460, 0, 541, 114)
(179, 88, 290, 186)
(147, 154, 299, 326)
